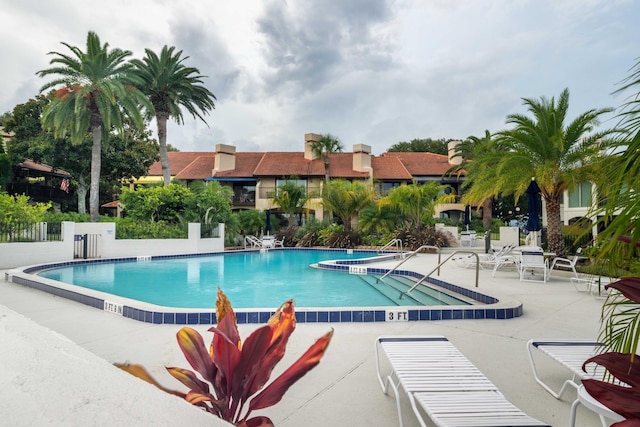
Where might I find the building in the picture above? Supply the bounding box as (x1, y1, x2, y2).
(136, 134, 470, 223)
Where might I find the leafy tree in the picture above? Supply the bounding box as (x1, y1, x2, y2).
(186, 181, 233, 224)
(380, 182, 453, 232)
(321, 179, 373, 232)
(0, 193, 50, 224)
(36, 31, 151, 222)
(131, 45, 216, 186)
(464, 88, 615, 256)
(272, 179, 308, 228)
(358, 202, 397, 241)
(235, 209, 265, 236)
(120, 184, 192, 222)
(449, 131, 495, 229)
(388, 138, 449, 154)
(310, 134, 344, 183)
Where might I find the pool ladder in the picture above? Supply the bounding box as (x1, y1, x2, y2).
(375, 246, 481, 299)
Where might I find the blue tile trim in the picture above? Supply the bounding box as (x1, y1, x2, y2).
(10, 249, 525, 324)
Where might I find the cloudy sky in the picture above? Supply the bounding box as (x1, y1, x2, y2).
(1, 0, 638, 155)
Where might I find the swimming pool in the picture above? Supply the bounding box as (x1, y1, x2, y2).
(7, 248, 523, 323)
(35, 249, 468, 308)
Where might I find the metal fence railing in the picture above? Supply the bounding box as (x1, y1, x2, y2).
(200, 223, 220, 238)
(0, 222, 63, 243)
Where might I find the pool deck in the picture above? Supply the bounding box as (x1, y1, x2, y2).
(0, 251, 609, 426)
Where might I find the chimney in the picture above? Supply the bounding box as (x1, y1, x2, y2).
(304, 133, 322, 160)
(352, 144, 371, 172)
(448, 140, 462, 165)
(213, 144, 236, 174)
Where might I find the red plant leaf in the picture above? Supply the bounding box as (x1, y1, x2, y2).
(231, 325, 273, 405)
(582, 379, 640, 419)
(238, 416, 275, 427)
(114, 363, 185, 398)
(166, 367, 211, 395)
(247, 329, 334, 412)
(605, 277, 640, 303)
(583, 352, 640, 387)
(245, 301, 297, 397)
(209, 320, 242, 398)
(185, 390, 226, 415)
(215, 287, 241, 347)
(611, 420, 640, 427)
(176, 327, 217, 383)
(617, 236, 640, 248)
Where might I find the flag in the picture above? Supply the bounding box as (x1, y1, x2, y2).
(60, 177, 70, 193)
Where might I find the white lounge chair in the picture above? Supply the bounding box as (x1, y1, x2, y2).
(376, 335, 550, 427)
(273, 237, 284, 247)
(244, 235, 263, 248)
(526, 338, 603, 400)
(519, 250, 549, 282)
(550, 248, 582, 278)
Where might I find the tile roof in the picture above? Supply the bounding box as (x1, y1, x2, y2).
(370, 156, 412, 180)
(147, 152, 205, 176)
(381, 152, 458, 176)
(17, 159, 71, 177)
(174, 155, 215, 180)
(215, 152, 270, 178)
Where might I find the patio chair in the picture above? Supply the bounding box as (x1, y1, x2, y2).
(375, 335, 550, 427)
(273, 237, 284, 247)
(550, 248, 582, 278)
(244, 235, 263, 248)
(261, 235, 275, 248)
(526, 338, 603, 400)
(519, 250, 549, 282)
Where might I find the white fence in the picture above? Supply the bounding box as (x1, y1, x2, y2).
(0, 222, 225, 269)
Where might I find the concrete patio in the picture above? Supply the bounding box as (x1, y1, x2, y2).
(0, 251, 610, 426)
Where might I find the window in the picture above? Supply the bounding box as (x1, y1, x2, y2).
(568, 182, 592, 208)
(376, 182, 400, 196)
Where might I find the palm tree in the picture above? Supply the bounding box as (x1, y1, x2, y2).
(37, 31, 150, 222)
(131, 45, 216, 186)
(272, 179, 308, 228)
(310, 134, 344, 183)
(380, 181, 453, 232)
(449, 131, 495, 229)
(464, 88, 615, 256)
(321, 179, 373, 231)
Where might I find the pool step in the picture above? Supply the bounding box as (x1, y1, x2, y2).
(360, 274, 469, 307)
(356, 275, 424, 306)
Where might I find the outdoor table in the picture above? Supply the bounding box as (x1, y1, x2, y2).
(569, 385, 623, 427)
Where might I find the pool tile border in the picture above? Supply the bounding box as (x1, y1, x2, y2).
(6, 248, 523, 324)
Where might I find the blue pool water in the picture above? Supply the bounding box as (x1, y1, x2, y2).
(38, 249, 415, 309)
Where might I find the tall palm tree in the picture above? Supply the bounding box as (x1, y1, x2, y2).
(37, 31, 150, 222)
(465, 88, 615, 256)
(449, 131, 495, 229)
(380, 181, 453, 232)
(131, 45, 216, 185)
(272, 179, 308, 228)
(310, 134, 344, 183)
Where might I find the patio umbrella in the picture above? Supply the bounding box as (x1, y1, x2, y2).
(464, 204, 471, 231)
(265, 209, 271, 235)
(525, 178, 541, 246)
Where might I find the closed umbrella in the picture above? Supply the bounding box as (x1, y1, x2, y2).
(464, 204, 471, 231)
(525, 178, 541, 246)
(265, 209, 271, 235)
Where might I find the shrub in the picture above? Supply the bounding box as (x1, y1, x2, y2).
(393, 224, 454, 251)
(114, 218, 186, 239)
(326, 230, 361, 248)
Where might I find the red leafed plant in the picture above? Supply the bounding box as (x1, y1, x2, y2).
(580, 238, 640, 426)
(117, 288, 333, 427)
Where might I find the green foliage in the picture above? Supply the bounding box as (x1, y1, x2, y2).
(114, 218, 186, 239)
(380, 182, 453, 232)
(294, 219, 331, 247)
(235, 209, 265, 236)
(317, 224, 344, 246)
(326, 230, 361, 249)
(42, 211, 92, 223)
(0, 154, 10, 191)
(187, 181, 233, 224)
(392, 224, 454, 251)
(272, 178, 308, 228)
(321, 179, 374, 231)
(358, 203, 397, 239)
(388, 138, 449, 154)
(0, 193, 51, 224)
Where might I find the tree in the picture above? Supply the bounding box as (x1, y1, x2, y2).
(131, 45, 216, 186)
(380, 182, 453, 232)
(464, 89, 615, 256)
(272, 179, 308, 228)
(36, 31, 151, 222)
(358, 202, 397, 240)
(310, 133, 344, 183)
(388, 138, 449, 154)
(321, 179, 373, 232)
(449, 131, 495, 229)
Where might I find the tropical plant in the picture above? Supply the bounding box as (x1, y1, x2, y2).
(380, 181, 453, 232)
(310, 134, 344, 183)
(235, 209, 265, 237)
(36, 31, 151, 222)
(358, 202, 397, 242)
(449, 131, 495, 229)
(271, 179, 308, 228)
(464, 89, 615, 257)
(117, 288, 333, 427)
(0, 193, 50, 224)
(131, 45, 216, 186)
(320, 179, 374, 232)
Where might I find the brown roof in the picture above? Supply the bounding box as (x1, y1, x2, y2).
(214, 152, 265, 178)
(147, 152, 205, 176)
(253, 152, 323, 177)
(174, 155, 215, 180)
(382, 152, 460, 176)
(17, 159, 71, 177)
(370, 156, 413, 180)
(326, 153, 370, 178)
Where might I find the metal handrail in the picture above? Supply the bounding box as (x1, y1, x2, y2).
(377, 245, 441, 282)
(377, 238, 403, 254)
(400, 250, 480, 299)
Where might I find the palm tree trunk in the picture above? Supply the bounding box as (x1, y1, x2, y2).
(89, 126, 102, 222)
(157, 113, 171, 186)
(545, 196, 566, 257)
(482, 197, 493, 229)
(76, 174, 88, 215)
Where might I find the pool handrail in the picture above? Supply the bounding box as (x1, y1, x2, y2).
(377, 239, 403, 254)
(377, 245, 441, 282)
